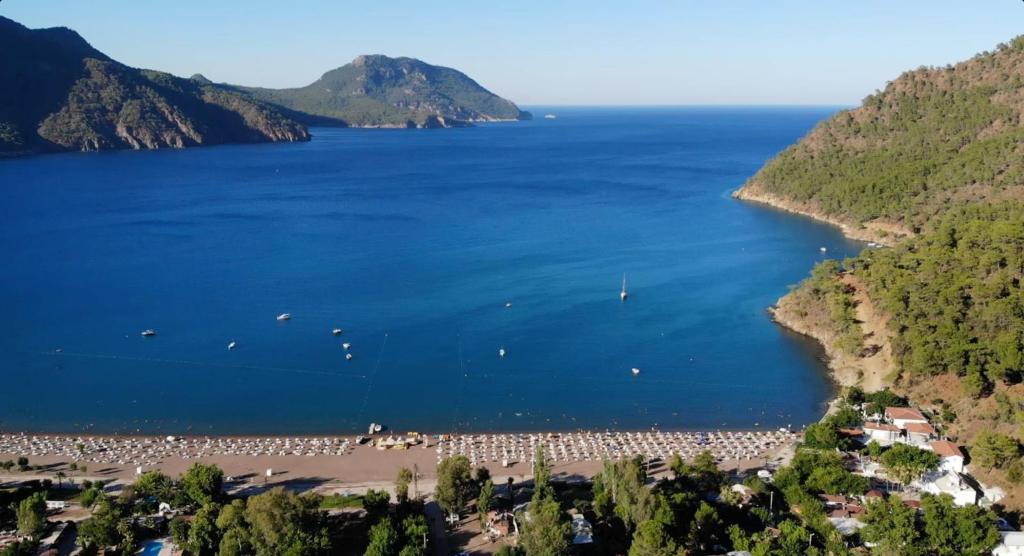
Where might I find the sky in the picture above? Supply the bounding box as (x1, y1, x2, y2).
(4, 0, 1024, 105)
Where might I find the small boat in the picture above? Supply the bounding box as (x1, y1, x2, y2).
(141, 329, 156, 337)
(228, 341, 237, 350)
(355, 435, 367, 444)
(505, 302, 512, 308)
(332, 328, 343, 336)
(620, 274, 628, 302)
(499, 347, 506, 358)
(345, 353, 353, 361)
(544, 113, 557, 119)
(819, 247, 827, 253)
(631, 367, 641, 376)
(342, 342, 351, 350)
(276, 313, 291, 321)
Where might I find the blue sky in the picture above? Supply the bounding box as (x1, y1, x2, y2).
(4, 1, 1023, 105)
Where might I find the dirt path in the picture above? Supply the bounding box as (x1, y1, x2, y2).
(841, 274, 894, 392)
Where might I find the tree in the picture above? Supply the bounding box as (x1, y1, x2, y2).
(686, 502, 722, 553)
(400, 514, 429, 556)
(16, 492, 46, 538)
(435, 456, 474, 518)
(478, 479, 494, 528)
(519, 496, 570, 556)
(134, 470, 177, 504)
(364, 517, 399, 556)
(217, 499, 252, 556)
(533, 445, 554, 502)
(188, 503, 222, 556)
(181, 463, 224, 506)
(921, 493, 1000, 555)
(862, 497, 923, 556)
(395, 467, 413, 504)
(880, 444, 940, 488)
(246, 488, 331, 555)
(169, 517, 191, 551)
(971, 430, 1020, 469)
(54, 471, 66, 488)
(628, 519, 678, 556)
(363, 489, 391, 520)
(78, 497, 123, 551)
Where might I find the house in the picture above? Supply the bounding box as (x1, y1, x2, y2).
(918, 470, 979, 506)
(903, 422, 935, 445)
(929, 440, 965, 473)
(993, 531, 1024, 556)
(863, 422, 900, 444)
(829, 516, 867, 536)
(885, 407, 928, 428)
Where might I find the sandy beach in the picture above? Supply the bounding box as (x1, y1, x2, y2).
(0, 430, 796, 496)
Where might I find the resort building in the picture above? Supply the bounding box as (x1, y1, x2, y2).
(884, 407, 928, 429)
(903, 422, 935, 445)
(993, 531, 1024, 556)
(917, 470, 979, 507)
(862, 422, 900, 444)
(929, 440, 965, 473)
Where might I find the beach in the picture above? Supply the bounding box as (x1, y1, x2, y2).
(0, 429, 796, 494)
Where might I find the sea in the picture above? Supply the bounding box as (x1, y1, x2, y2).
(0, 106, 863, 435)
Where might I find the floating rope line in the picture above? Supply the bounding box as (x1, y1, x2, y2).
(448, 333, 470, 434)
(354, 332, 389, 428)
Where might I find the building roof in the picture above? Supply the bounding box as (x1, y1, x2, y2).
(904, 422, 935, 435)
(885, 407, 927, 422)
(930, 440, 963, 458)
(864, 421, 900, 432)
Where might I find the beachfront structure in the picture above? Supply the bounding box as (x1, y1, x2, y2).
(994, 531, 1024, 556)
(917, 470, 979, 507)
(884, 407, 928, 429)
(863, 421, 900, 444)
(929, 440, 965, 474)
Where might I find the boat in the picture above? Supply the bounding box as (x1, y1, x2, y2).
(544, 113, 557, 119)
(355, 435, 367, 445)
(631, 367, 641, 376)
(368, 423, 377, 435)
(620, 274, 628, 302)
(499, 347, 506, 358)
(342, 342, 351, 350)
(819, 247, 827, 253)
(141, 329, 156, 337)
(505, 302, 512, 308)
(276, 313, 291, 321)
(345, 353, 353, 360)
(332, 328, 343, 335)
(228, 341, 236, 350)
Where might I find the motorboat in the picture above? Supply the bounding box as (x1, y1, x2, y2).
(228, 341, 237, 350)
(276, 313, 291, 321)
(141, 329, 156, 337)
(332, 328, 343, 335)
(631, 367, 641, 376)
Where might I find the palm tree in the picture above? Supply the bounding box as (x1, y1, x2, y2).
(55, 471, 66, 489)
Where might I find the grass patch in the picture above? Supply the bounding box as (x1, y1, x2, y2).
(320, 493, 363, 509)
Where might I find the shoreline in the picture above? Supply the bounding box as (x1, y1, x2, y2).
(732, 183, 909, 246)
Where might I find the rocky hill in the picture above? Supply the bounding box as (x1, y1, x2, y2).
(0, 17, 308, 157)
(233, 54, 530, 128)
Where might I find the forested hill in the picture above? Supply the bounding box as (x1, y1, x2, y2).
(0, 17, 308, 157)
(736, 36, 1024, 238)
(754, 35, 1024, 499)
(231, 55, 531, 128)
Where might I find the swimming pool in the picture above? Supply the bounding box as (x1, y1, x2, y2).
(139, 540, 165, 556)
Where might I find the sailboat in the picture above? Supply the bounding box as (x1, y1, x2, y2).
(620, 274, 628, 302)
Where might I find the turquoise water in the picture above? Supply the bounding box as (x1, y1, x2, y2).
(0, 107, 860, 435)
(140, 540, 165, 555)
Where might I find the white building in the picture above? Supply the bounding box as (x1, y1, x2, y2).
(918, 470, 979, 507)
(993, 531, 1024, 556)
(885, 407, 928, 429)
(903, 422, 935, 445)
(929, 440, 965, 474)
(863, 421, 900, 444)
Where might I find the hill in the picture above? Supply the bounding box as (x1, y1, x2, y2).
(0, 17, 308, 156)
(232, 54, 530, 128)
(739, 37, 1024, 500)
(736, 37, 1024, 242)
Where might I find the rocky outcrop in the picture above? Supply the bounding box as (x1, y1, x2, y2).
(1, 16, 308, 157)
(233, 54, 530, 128)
